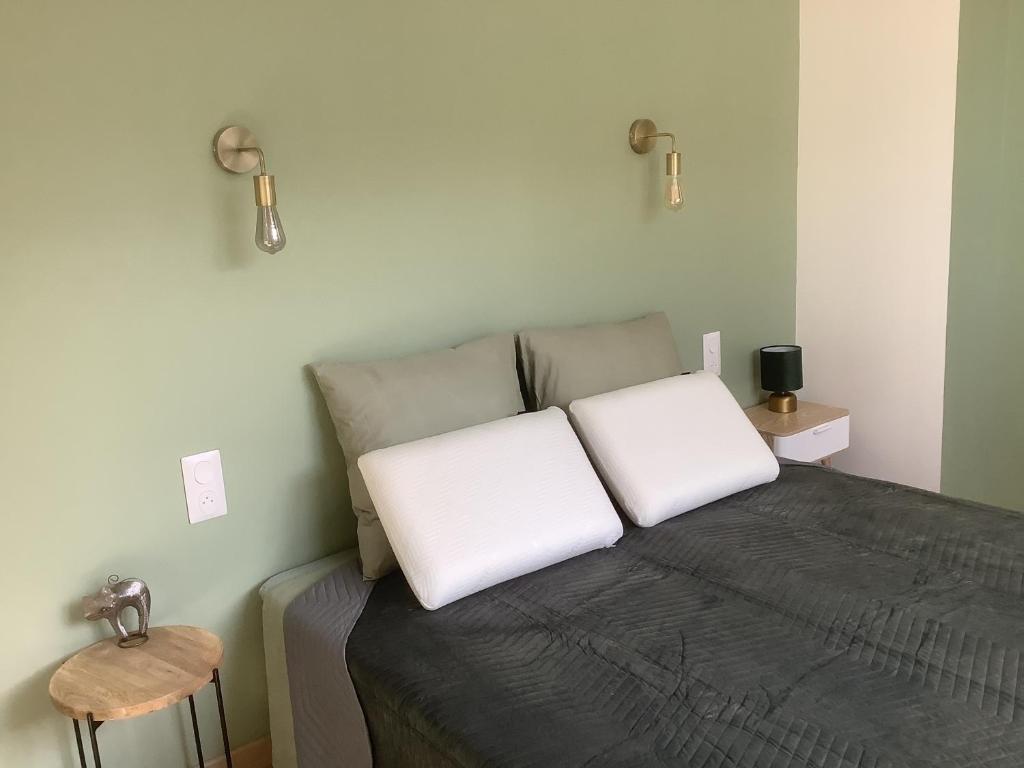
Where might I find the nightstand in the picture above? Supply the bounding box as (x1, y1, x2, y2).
(744, 401, 850, 466)
(49, 625, 233, 768)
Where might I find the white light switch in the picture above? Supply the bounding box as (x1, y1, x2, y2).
(703, 331, 722, 376)
(181, 450, 228, 524)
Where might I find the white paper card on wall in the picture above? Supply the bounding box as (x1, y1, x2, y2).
(181, 449, 228, 524)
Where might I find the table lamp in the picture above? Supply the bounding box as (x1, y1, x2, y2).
(760, 345, 803, 413)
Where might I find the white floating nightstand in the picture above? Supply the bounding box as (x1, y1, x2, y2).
(744, 401, 850, 466)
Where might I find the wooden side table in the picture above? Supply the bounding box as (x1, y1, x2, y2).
(49, 625, 233, 768)
(745, 401, 850, 466)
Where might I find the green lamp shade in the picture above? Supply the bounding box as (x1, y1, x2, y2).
(760, 345, 803, 392)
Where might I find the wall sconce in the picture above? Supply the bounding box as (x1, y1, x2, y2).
(628, 119, 684, 212)
(212, 125, 287, 254)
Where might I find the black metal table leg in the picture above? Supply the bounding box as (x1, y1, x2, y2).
(73, 719, 87, 768)
(188, 694, 205, 767)
(213, 668, 233, 767)
(68, 674, 228, 767)
(86, 713, 102, 768)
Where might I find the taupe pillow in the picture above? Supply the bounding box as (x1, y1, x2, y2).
(313, 334, 524, 579)
(518, 313, 682, 411)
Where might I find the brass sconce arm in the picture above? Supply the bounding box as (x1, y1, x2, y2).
(641, 131, 677, 152)
(628, 120, 677, 155)
(251, 146, 268, 176)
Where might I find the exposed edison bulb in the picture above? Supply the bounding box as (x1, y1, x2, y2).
(255, 205, 286, 254)
(253, 174, 286, 254)
(664, 151, 684, 212)
(664, 176, 684, 212)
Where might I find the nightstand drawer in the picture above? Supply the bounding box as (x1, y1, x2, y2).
(771, 415, 849, 462)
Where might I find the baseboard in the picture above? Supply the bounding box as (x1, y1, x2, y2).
(205, 737, 272, 768)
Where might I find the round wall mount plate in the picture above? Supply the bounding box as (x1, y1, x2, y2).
(629, 119, 658, 154)
(212, 125, 260, 174)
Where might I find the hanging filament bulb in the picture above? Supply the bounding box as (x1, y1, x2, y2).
(664, 151, 684, 212)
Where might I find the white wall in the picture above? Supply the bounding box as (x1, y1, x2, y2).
(797, 0, 960, 490)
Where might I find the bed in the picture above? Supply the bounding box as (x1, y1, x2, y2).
(265, 315, 1023, 767)
(267, 463, 1024, 767)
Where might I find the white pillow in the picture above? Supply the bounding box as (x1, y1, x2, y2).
(358, 408, 623, 610)
(568, 372, 779, 527)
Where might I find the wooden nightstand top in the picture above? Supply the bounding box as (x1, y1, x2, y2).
(49, 625, 223, 721)
(744, 401, 849, 438)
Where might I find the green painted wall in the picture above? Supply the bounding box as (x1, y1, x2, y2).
(943, 1, 1024, 511)
(0, 2, 797, 764)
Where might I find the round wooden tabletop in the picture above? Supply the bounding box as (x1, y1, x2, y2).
(49, 625, 223, 721)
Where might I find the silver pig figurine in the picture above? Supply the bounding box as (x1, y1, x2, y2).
(82, 575, 151, 648)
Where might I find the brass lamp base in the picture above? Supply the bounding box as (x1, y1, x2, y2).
(768, 392, 797, 413)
